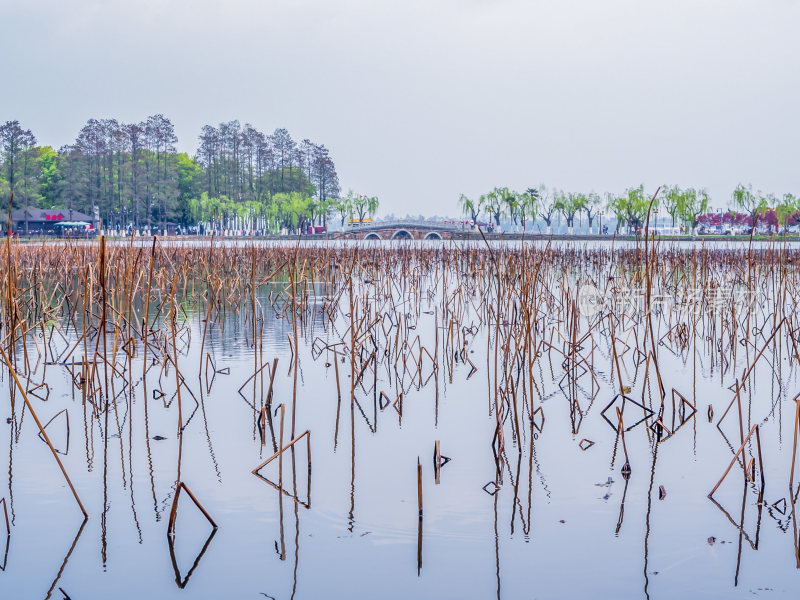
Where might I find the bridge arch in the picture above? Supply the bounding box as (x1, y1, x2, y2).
(391, 229, 413, 240)
(334, 222, 457, 241)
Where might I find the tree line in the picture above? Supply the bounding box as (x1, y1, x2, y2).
(459, 184, 800, 233)
(0, 116, 379, 234)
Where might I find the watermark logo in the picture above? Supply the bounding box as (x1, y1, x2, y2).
(578, 283, 605, 316)
(576, 284, 757, 317)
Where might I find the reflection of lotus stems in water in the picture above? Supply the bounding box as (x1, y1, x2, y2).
(3, 235, 800, 590)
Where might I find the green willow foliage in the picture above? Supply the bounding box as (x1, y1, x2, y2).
(461, 184, 799, 233)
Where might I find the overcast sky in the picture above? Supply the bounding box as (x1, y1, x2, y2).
(1, 0, 798, 216)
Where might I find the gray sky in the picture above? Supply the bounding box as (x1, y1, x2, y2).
(2, 0, 799, 216)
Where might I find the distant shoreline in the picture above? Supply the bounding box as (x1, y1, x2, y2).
(12, 232, 800, 244)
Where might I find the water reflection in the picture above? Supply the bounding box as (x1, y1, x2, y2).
(44, 517, 86, 600)
(167, 526, 217, 589)
(1, 241, 799, 599)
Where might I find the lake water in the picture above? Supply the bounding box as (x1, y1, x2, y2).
(1, 239, 798, 599)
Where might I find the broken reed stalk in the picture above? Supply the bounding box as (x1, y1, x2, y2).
(142, 237, 157, 382)
(755, 424, 766, 495)
(616, 407, 631, 477)
(170, 273, 184, 484)
(717, 319, 786, 429)
(252, 242, 258, 418)
(290, 260, 299, 439)
(0, 344, 87, 518)
(434, 440, 441, 485)
(792, 397, 800, 492)
(417, 457, 423, 520)
(278, 404, 285, 489)
(6, 233, 800, 573)
(1, 497, 9, 536)
(167, 482, 218, 537)
(349, 273, 356, 405)
(333, 350, 341, 399)
(260, 405, 267, 445)
(5, 193, 14, 365)
(250, 429, 312, 479)
(709, 424, 760, 498)
(99, 236, 110, 407)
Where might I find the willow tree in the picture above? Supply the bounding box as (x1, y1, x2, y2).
(606, 193, 627, 233)
(274, 192, 312, 232)
(495, 187, 519, 230)
(317, 196, 338, 230)
(336, 192, 353, 227)
(623, 185, 648, 232)
(517, 189, 538, 231)
(482, 189, 505, 227)
(661, 185, 683, 226)
(555, 191, 586, 234)
(677, 188, 709, 234)
(605, 186, 648, 233)
(538, 187, 557, 234)
(352, 193, 379, 222)
(731, 184, 766, 226)
(774, 193, 798, 232)
(458, 193, 483, 225)
(583, 192, 602, 233)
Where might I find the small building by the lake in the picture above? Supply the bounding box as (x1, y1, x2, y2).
(11, 208, 97, 235)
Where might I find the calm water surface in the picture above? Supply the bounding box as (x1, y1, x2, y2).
(1, 240, 798, 599)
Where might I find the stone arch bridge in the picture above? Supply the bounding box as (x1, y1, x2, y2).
(332, 221, 464, 241)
